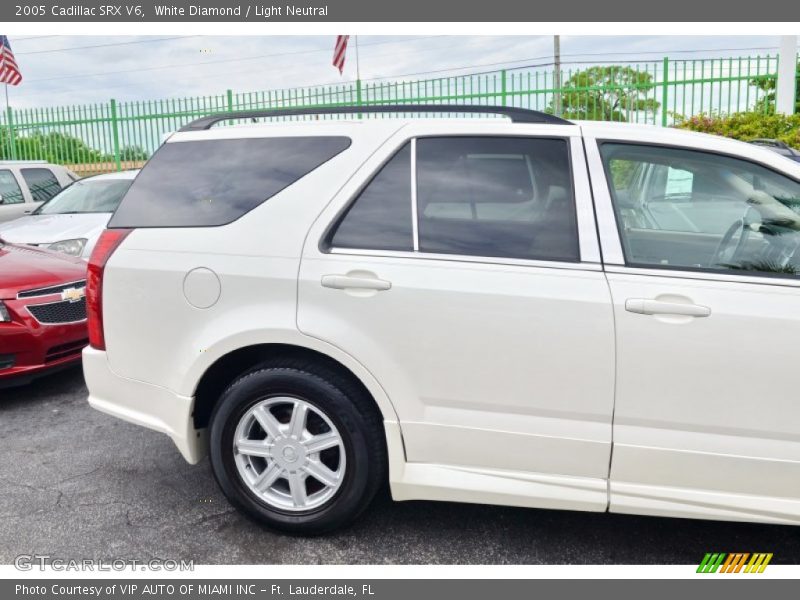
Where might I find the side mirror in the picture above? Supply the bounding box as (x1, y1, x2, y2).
(0, 194, 4, 205)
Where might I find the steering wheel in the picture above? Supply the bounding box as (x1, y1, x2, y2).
(710, 206, 757, 268)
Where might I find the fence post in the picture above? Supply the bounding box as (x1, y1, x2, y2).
(661, 57, 670, 127)
(776, 36, 798, 114)
(356, 78, 363, 119)
(501, 70, 507, 106)
(110, 98, 121, 172)
(5, 105, 17, 160)
(226, 89, 234, 125)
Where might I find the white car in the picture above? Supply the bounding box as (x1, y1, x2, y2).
(0, 170, 138, 259)
(0, 160, 77, 224)
(83, 105, 800, 534)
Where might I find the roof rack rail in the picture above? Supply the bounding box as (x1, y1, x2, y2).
(179, 104, 572, 131)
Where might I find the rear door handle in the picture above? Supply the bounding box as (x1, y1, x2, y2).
(321, 274, 392, 291)
(625, 298, 711, 317)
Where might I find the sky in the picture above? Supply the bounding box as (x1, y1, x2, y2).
(3, 35, 785, 110)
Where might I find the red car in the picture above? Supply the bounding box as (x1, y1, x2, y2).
(0, 238, 88, 387)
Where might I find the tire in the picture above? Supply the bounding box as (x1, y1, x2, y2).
(208, 359, 386, 535)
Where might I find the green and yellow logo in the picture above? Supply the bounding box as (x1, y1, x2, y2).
(697, 553, 773, 574)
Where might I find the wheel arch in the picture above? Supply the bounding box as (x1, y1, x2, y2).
(191, 341, 400, 431)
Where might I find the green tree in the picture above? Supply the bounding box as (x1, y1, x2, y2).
(119, 145, 149, 161)
(675, 112, 800, 148)
(749, 66, 800, 114)
(0, 129, 111, 163)
(551, 65, 661, 122)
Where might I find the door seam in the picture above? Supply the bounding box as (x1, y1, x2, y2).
(581, 132, 617, 511)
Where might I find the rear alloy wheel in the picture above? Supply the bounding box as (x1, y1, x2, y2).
(209, 363, 385, 534)
(233, 397, 346, 512)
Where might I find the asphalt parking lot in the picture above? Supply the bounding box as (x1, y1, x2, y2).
(2, 367, 800, 565)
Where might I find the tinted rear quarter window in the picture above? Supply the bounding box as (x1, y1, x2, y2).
(328, 143, 413, 251)
(110, 136, 351, 227)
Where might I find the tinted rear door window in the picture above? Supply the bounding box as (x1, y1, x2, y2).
(416, 137, 578, 262)
(110, 136, 351, 227)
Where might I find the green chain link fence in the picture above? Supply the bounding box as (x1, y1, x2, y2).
(0, 53, 796, 177)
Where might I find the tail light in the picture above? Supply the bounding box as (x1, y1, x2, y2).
(87, 229, 131, 350)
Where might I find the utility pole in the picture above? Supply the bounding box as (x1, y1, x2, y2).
(553, 35, 562, 117)
(776, 35, 797, 115)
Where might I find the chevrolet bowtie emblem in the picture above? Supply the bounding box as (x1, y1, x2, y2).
(61, 287, 86, 303)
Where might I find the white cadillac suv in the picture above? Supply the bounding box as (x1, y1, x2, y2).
(83, 105, 800, 533)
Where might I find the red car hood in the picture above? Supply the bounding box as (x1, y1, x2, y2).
(0, 241, 87, 299)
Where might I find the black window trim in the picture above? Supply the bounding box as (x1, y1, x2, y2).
(598, 138, 800, 282)
(322, 134, 583, 266)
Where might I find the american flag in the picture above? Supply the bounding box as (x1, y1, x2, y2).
(332, 35, 349, 75)
(0, 36, 22, 86)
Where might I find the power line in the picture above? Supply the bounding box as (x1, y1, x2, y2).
(13, 35, 62, 42)
(555, 45, 777, 59)
(18, 37, 779, 83)
(17, 36, 199, 56)
(9, 40, 781, 103)
(22, 36, 446, 84)
(9, 37, 456, 101)
(359, 46, 780, 83)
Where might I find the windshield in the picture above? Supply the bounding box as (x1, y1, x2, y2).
(35, 178, 133, 215)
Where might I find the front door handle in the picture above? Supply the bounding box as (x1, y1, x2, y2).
(625, 298, 711, 317)
(321, 274, 392, 291)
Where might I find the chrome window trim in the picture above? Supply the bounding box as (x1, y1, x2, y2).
(582, 135, 625, 265)
(570, 136, 602, 264)
(328, 246, 602, 272)
(325, 133, 601, 269)
(604, 264, 800, 289)
(410, 137, 420, 252)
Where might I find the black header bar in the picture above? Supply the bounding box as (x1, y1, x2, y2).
(2, 0, 797, 22)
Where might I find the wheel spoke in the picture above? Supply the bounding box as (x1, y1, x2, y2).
(252, 405, 283, 440)
(236, 438, 272, 458)
(288, 472, 308, 507)
(252, 462, 282, 492)
(304, 459, 340, 488)
(303, 432, 340, 454)
(234, 396, 346, 512)
(288, 402, 308, 439)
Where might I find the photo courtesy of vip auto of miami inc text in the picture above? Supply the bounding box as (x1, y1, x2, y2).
(1, 0, 800, 597)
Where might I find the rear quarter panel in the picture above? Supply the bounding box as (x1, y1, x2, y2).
(101, 125, 402, 397)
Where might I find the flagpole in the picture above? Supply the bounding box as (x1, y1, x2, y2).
(3, 83, 12, 160)
(3, 83, 9, 157)
(354, 35, 361, 81)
